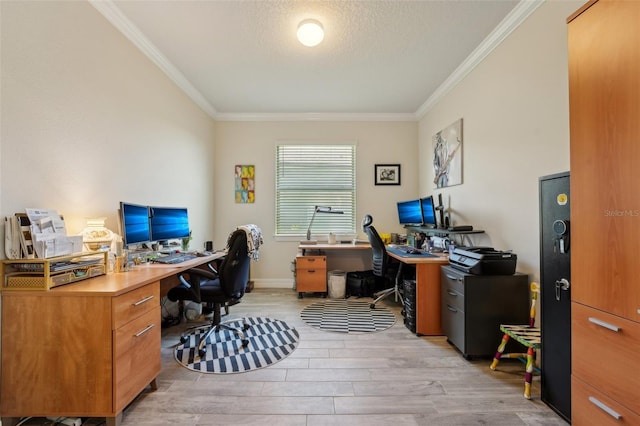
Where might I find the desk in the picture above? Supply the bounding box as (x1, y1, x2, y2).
(0, 253, 223, 426)
(296, 243, 371, 297)
(387, 249, 449, 336)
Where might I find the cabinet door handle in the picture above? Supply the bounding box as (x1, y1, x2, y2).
(308, 269, 316, 273)
(588, 396, 622, 420)
(134, 323, 156, 337)
(447, 305, 458, 313)
(588, 317, 621, 332)
(133, 295, 155, 306)
(447, 290, 458, 296)
(308, 259, 316, 262)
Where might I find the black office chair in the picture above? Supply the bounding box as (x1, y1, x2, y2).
(168, 228, 251, 357)
(362, 214, 402, 309)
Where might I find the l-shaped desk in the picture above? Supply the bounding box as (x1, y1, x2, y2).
(297, 242, 449, 336)
(0, 253, 224, 426)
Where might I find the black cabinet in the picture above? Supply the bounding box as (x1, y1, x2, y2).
(440, 265, 529, 359)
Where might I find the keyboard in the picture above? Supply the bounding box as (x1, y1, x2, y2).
(152, 253, 197, 264)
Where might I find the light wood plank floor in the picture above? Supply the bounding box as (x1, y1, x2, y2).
(25, 288, 568, 426)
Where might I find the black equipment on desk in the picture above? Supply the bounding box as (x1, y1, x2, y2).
(448, 247, 517, 275)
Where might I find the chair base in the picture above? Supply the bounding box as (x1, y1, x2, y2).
(370, 285, 401, 309)
(196, 319, 250, 357)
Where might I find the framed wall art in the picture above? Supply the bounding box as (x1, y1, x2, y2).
(235, 164, 255, 203)
(375, 164, 401, 186)
(433, 118, 463, 188)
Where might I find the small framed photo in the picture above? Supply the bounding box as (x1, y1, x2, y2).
(375, 164, 401, 185)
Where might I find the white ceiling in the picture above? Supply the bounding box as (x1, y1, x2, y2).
(92, 0, 541, 121)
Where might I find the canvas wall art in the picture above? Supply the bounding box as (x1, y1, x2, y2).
(433, 118, 463, 188)
(235, 164, 255, 203)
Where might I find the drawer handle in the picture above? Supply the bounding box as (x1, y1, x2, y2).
(134, 324, 156, 337)
(588, 396, 622, 420)
(588, 317, 620, 332)
(133, 295, 155, 306)
(447, 290, 458, 296)
(447, 305, 458, 313)
(307, 259, 316, 262)
(308, 270, 316, 273)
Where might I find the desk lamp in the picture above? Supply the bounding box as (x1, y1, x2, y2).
(301, 206, 344, 245)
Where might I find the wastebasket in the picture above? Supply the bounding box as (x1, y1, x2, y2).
(327, 270, 347, 299)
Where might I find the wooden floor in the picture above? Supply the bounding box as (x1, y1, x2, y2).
(25, 288, 568, 426)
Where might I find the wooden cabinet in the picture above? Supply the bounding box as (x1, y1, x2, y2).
(1, 281, 161, 426)
(568, 0, 640, 422)
(440, 266, 529, 358)
(296, 255, 327, 297)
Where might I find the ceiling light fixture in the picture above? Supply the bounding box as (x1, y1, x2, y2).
(297, 19, 324, 47)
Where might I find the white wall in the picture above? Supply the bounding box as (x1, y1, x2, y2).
(1, 1, 215, 249)
(419, 0, 585, 281)
(214, 120, 418, 284)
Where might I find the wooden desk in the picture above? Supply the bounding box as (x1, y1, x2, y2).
(0, 253, 221, 426)
(296, 242, 371, 297)
(387, 250, 449, 336)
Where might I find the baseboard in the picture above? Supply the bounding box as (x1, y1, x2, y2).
(251, 278, 293, 289)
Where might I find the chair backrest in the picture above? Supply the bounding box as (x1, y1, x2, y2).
(362, 214, 389, 278)
(219, 229, 251, 300)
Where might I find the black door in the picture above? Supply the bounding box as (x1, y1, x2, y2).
(539, 172, 571, 422)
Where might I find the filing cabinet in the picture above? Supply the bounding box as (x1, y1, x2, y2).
(296, 255, 327, 297)
(440, 265, 529, 359)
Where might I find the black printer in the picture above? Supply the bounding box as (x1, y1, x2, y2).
(448, 246, 517, 275)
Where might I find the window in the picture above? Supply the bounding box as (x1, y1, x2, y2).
(276, 144, 356, 237)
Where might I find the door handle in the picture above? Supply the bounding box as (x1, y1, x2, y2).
(555, 278, 570, 301)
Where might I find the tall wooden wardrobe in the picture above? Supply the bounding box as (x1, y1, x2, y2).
(568, 0, 640, 424)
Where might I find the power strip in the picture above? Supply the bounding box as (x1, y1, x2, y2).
(46, 417, 82, 426)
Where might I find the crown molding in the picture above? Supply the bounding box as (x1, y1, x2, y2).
(415, 0, 545, 119)
(213, 112, 418, 122)
(89, 0, 218, 118)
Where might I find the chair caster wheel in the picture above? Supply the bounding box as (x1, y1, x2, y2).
(298, 292, 303, 299)
(370, 304, 376, 309)
(198, 348, 207, 357)
(180, 336, 188, 344)
(241, 339, 249, 347)
(243, 324, 250, 331)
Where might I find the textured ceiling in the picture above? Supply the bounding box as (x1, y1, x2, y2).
(99, 0, 527, 119)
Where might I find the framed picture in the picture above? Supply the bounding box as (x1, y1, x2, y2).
(375, 164, 401, 185)
(433, 118, 463, 188)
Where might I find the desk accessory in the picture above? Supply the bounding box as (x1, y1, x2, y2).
(301, 205, 344, 245)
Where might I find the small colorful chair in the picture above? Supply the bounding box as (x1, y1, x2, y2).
(489, 282, 541, 399)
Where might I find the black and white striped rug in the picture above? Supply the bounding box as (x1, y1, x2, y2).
(174, 317, 299, 374)
(300, 299, 396, 333)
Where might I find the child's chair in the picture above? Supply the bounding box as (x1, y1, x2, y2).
(489, 282, 541, 399)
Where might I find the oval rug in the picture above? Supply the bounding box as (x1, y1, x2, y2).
(300, 299, 396, 333)
(174, 317, 299, 374)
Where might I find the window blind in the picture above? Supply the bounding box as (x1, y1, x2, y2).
(275, 144, 356, 237)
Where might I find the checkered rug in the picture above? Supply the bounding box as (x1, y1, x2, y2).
(300, 299, 396, 333)
(174, 317, 299, 374)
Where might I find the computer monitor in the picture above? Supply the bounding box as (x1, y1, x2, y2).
(149, 206, 190, 244)
(119, 202, 151, 247)
(420, 196, 437, 228)
(396, 199, 423, 226)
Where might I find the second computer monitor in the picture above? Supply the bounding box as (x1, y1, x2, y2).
(420, 196, 437, 228)
(149, 206, 190, 243)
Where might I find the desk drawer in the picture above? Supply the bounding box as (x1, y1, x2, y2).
(113, 281, 160, 329)
(572, 302, 640, 415)
(442, 282, 464, 312)
(572, 376, 640, 425)
(114, 306, 161, 411)
(441, 267, 464, 295)
(296, 256, 326, 270)
(297, 269, 327, 292)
